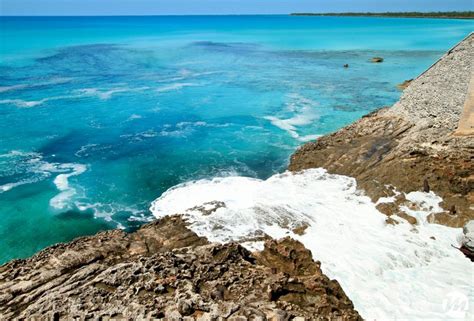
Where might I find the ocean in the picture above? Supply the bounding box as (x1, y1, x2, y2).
(2, 15, 474, 320)
(0, 16, 472, 258)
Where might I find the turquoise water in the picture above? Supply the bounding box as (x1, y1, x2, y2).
(0, 16, 472, 263)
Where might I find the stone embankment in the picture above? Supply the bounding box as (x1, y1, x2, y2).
(290, 33, 473, 227)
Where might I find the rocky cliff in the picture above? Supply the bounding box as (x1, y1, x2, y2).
(290, 33, 473, 227)
(0, 216, 361, 320)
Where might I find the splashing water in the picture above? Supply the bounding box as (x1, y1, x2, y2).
(150, 168, 474, 320)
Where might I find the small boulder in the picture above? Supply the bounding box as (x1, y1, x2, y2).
(376, 201, 403, 217)
(396, 79, 413, 90)
(343, 64, 349, 68)
(458, 221, 474, 261)
(423, 179, 430, 193)
(385, 217, 399, 225)
(371, 57, 384, 63)
(177, 299, 194, 316)
(267, 310, 289, 321)
(396, 212, 417, 225)
(292, 223, 308, 235)
(462, 221, 474, 252)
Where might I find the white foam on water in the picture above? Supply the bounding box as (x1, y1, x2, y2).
(0, 98, 48, 108)
(150, 168, 473, 320)
(0, 93, 84, 108)
(0, 181, 27, 193)
(75, 201, 147, 228)
(0, 78, 74, 94)
(76, 86, 149, 100)
(157, 121, 228, 138)
(1, 151, 88, 211)
(264, 94, 320, 140)
(146, 70, 223, 84)
(74, 144, 99, 158)
(156, 82, 199, 93)
(127, 114, 142, 121)
(0, 84, 28, 93)
(176, 121, 231, 129)
(297, 134, 322, 142)
(49, 164, 87, 210)
(0, 151, 51, 193)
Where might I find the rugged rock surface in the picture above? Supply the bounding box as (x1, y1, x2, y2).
(461, 220, 474, 261)
(290, 33, 473, 227)
(0, 216, 361, 320)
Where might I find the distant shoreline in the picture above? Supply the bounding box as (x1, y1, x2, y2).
(290, 12, 474, 20)
(1, 13, 473, 19)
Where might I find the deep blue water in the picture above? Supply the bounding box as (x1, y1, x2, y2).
(0, 15, 472, 263)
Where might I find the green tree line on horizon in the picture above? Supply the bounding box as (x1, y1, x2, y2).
(290, 11, 474, 19)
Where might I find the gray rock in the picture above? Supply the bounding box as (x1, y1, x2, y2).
(463, 220, 474, 251)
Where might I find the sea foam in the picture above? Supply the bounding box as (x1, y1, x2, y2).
(0, 93, 83, 108)
(264, 94, 320, 141)
(0, 150, 87, 210)
(150, 168, 473, 320)
(0, 99, 47, 108)
(0, 84, 28, 93)
(76, 86, 149, 100)
(0, 78, 73, 94)
(156, 82, 199, 93)
(49, 164, 87, 210)
(0, 151, 51, 193)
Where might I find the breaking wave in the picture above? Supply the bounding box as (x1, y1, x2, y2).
(0, 151, 87, 210)
(49, 163, 87, 210)
(150, 168, 473, 320)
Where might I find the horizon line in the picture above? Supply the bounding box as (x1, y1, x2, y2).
(2, 10, 473, 18)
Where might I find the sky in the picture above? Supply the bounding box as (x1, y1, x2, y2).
(0, 0, 473, 16)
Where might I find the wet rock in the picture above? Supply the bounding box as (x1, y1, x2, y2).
(462, 220, 474, 252)
(423, 179, 430, 193)
(188, 201, 226, 216)
(371, 57, 384, 63)
(397, 79, 413, 90)
(385, 217, 399, 225)
(396, 212, 418, 225)
(376, 202, 399, 217)
(292, 224, 308, 235)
